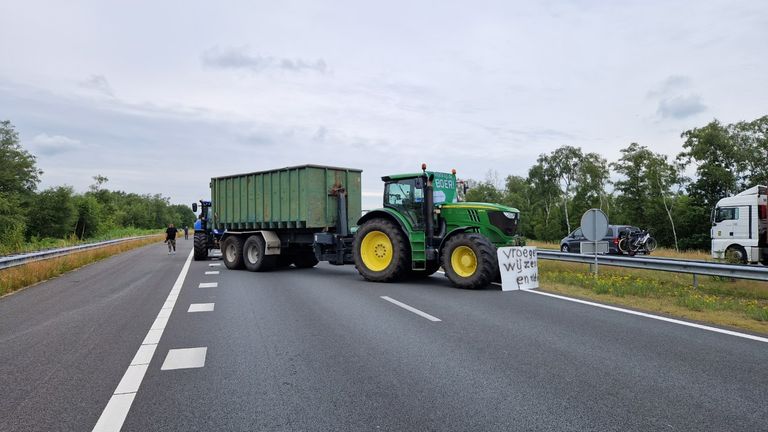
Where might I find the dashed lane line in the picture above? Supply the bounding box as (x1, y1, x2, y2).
(205, 271, 220, 275)
(92, 249, 194, 432)
(188, 303, 215, 313)
(198, 282, 218, 288)
(380, 296, 441, 322)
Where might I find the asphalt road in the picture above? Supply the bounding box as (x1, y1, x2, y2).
(1, 239, 767, 431)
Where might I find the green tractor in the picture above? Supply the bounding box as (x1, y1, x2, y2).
(353, 165, 523, 289)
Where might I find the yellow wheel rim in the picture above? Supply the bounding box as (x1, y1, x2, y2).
(360, 230, 393, 272)
(451, 246, 477, 277)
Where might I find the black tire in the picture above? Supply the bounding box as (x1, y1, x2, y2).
(353, 218, 409, 282)
(193, 232, 208, 261)
(725, 245, 748, 264)
(242, 235, 276, 272)
(221, 236, 245, 270)
(408, 260, 441, 279)
(560, 244, 570, 253)
(645, 237, 658, 252)
(442, 233, 497, 289)
(293, 251, 319, 268)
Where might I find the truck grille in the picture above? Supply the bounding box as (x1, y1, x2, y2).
(488, 211, 518, 236)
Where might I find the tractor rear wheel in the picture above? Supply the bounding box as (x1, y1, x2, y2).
(353, 218, 409, 282)
(243, 235, 276, 272)
(442, 233, 497, 289)
(193, 232, 208, 261)
(222, 236, 245, 270)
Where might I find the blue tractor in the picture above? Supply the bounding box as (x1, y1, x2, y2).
(192, 200, 224, 260)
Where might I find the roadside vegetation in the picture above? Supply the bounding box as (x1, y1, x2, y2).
(0, 120, 195, 255)
(0, 235, 163, 297)
(535, 260, 768, 334)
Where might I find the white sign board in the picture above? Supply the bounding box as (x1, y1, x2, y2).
(497, 246, 539, 291)
(580, 241, 610, 254)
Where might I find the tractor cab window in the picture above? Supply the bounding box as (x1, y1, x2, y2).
(385, 178, 425, 228)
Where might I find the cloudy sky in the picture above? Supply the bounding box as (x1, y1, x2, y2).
(1, 0, 766, 209)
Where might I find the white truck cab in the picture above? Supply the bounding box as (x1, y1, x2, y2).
(711, 185, 768, 264)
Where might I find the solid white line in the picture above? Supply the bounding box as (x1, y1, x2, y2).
(380, 296, 441, 322)
(92, 393, 135, 432)
(130, 344, 157, 366)
(114, 364, 149, 394)
(437, 270, 768, 343)
(524, 290, 768, 344)
(92, 249, 194, 432)
(198, 282, 217, 288)
(205, 271, 219, 275)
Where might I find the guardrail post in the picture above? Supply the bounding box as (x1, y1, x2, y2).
(693, 273, 699, 288)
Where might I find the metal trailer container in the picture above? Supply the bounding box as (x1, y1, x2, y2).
(211, 164, 361, 231)
(206, 165, 362, 270)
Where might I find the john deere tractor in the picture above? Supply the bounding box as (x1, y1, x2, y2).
(353, 165, 523, 289)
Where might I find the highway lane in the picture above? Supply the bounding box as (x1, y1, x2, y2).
(0, 240, 192, 432)
(2, 242, 767, 431)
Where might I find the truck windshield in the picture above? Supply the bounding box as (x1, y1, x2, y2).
(714, 207, 738, 223)
(384, 178, 424, 228)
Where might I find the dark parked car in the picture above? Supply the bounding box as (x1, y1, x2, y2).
(559, 225, 639, 254)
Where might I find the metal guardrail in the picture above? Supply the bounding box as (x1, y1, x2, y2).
(0, 235, 159, 270)
(537, 250, 768, 283)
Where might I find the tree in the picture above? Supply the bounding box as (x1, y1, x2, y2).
(731, 115, 768, 187)
(0, 120, 42, 251)
(74, 195, 103, 238)
(27, 186, 78, 239)
(547, 146, 583, 233)
(678, 120, 739, 209)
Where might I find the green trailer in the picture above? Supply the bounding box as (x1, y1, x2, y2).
(195, 163, 523, 289)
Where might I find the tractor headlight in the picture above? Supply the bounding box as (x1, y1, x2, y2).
(503, 211, 517, 219)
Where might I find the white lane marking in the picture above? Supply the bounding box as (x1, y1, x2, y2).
(92, 393, 135, 432)
(142, 329, 163, 345)
(208, 263, 221, 267)
(524, 290, 768, 344)
(205, 271, 220, 275)
(150, 316, 169, 330)
(130, 344, 157, 366)
(92, 249, 194, 432)
(161, 347, 207, 370)
(380, 296, 441, 322)
(436, 270, 768, 344)
(157, 309, 172, 318)
(188, 303, 215, 313)
(198, 282, 218, 288)
(114, 364, 149, 394)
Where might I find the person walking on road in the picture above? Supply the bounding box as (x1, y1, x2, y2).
(166, 223, 178, 254)
(183, 225, 189, 240)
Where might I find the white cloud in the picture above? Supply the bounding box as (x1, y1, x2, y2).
(29, 133, 84, 155)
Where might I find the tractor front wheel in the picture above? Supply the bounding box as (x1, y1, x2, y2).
(442, 233, 497, 289)
(193, 232, 209, 261)
(221, 236, 245, 270)
(353, 219, 409, 282)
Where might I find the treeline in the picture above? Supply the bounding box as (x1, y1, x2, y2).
(0, 120, 195, 253)
(463, 115, 768, 250)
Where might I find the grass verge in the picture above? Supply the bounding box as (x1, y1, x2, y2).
(2, 228, 163, 256)
(527, 239, 712, 261)
(538, 260, 768, 335)
(0, 235, 163, 297)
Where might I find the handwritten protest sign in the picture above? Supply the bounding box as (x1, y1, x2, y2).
(497, 246, 539, 291)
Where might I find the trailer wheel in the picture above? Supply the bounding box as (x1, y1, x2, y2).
(354, 218, 409, 282)
(293, 251, 319, 268)
(442, 233, 497, 289)
(193, 232, 208, 261)
(243, 235, 276, 272)
(725, 245, 748, 264)
(222, 236, 245, 270)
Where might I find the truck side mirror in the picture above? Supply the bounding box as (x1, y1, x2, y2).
(192, 203, 198, 212)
